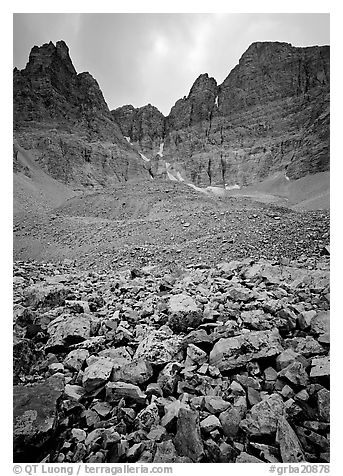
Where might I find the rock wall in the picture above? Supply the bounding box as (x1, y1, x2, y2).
(14, 40, 329, 189)
(13, 41, 149, 188)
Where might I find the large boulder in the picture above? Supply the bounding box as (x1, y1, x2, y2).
(209, 329, 283, 371)
(13, 374, 65, 462)
(174, 407, 204, 462)
(240, 394, 285, 436)
(46, 313, 96, 352)
(134, 329, 183, 366)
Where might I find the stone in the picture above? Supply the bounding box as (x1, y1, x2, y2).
(92, 401, 112, 418)
(82, 358, 113, 392)
(310, 311, 330, 336)
(64, 349, 89, 372)
(174, 407, 204, 462)
(169, 293, 198, 313)
(147, 425, 167, 441)
(279, 361, 309, 387)
(153, 440, 192, 463)
(235, 452, 264, 463)
(203, 396, 231, 414)
(264, 366, 278, 381)
(240, 393, 285, 436)
(200, 414, 221, 433)
(157, 362, 182, 396)
(24, 284, 69, 309)
(185, 344, 207, 365)
(105, 382, 146, 404)
(46, 313, 94, 352)
(98, 346, 132, 365)
(111, 358, 153, 385)
(276, 348, 301, 371)
(276, 416, 306, 462)
(227, 286, 252, 302)
(134, 329, 183, 366)
(310, 356, 330, 378)
(13, 374, 64, 461)
(209, 329, 283, 371)
(317, 388, 330, 422)
(298, 310, 317, 330)
(135, 403, 160, 431)
(219, 405, 242, 437)
(284, 337, 325, 357)
(161, 400, 187, 429)
(65, 384, 86, 401)
(247, 387, 262, 406)
(71, 429, 87, 442)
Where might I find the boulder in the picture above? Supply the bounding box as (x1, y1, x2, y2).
(310, 356, 330, 378)
(46, 313, 95, 352)
(13, 374, 64, 461)
(105, 382, 146, 404)
(174, 407, 204, 462)
(111, 358, 153, 385)
(209, 329, 283, 371)
(134, 329, 183, 366)
(82, 357, 113, 392)
(276, 416, 306, 462)
(24, 283, 70, 309)
(240, 394, 285, 436)
(64, 349, 89, 372)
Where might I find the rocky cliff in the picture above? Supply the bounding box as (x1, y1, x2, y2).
(112, 42, 329, 188)
(162, 42, 329, 186)
(14, 40, 329, 190)
(13, 41, 149, 188)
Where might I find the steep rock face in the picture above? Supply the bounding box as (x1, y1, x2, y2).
(166, 73, 218, 132)
(161, 42, 329, 187)
(112, 104, 165, 152)
(13, 41, 148, 187)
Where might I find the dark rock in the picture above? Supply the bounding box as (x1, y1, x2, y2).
(13, 374, 64, 462)
(174, 407, 204, 462)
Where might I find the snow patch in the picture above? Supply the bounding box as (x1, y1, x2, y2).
(225, 184, 241, 190)
(215, 95, 218, 107)
(157, 142, 164, 157)
(139, 152, 150, 163)
(285, 174, 290, 181)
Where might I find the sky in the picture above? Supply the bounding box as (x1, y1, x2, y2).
(13, 13, 329, 115)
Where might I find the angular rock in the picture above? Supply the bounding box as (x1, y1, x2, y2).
(240, 393, 285, 436)
(279, 361, 309, 387)
(310, 311, 330, 336)
(46, 313, 95, 352)
(64, 349, 89, 372)
(276, 416, 306, 462)
(82, 357, 113, 392)
(310, 356, 330, 378)
(317, 388, 330, 422)
(65, 384, 86, 402)
(106, 382, 146, 404)
(134, 329, 183, 366)
(14, 374, 64, 461)
(111, 358, 153, 385)
(236, 452, 264, 463)
(219, 405, 242, 437)
(209, 329, 283, 371)
(200, 414, 221, 433)
(24, 283, 69, 309)
(153, 440, 192, 463)
(157, 362, 182, 396)
(174, 407, 204, 462)
(185, 343, 207, 365)
(135, 402, 160, 431)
